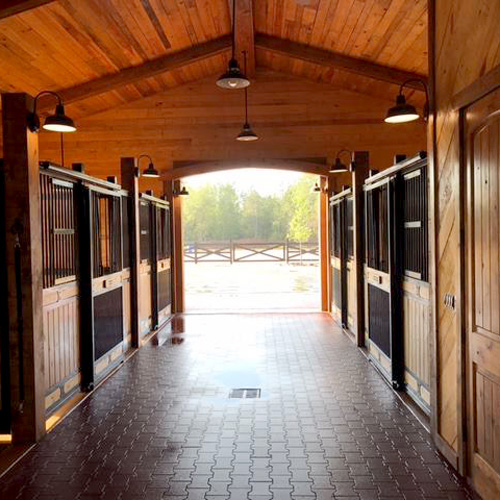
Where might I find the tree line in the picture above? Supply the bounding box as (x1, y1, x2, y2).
(183, 175, 319, 243)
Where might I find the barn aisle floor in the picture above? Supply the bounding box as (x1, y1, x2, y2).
(0, 314, 472, 499)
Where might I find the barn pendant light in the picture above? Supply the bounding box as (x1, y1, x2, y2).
(216, 0, 249, 89)
(237, 51, 258, 141)
(138, 154, 160, 178)
(385, 79, 429, 124)
(27, 90, 76, 133)
(173, 185, 189, 197)
(330, 150, 354, 173)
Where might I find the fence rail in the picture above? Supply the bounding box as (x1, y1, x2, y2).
(184, 241, 319, 263)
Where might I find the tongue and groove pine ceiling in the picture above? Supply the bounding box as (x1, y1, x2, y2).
(0, 0, 428, 119)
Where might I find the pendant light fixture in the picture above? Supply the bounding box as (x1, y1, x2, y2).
(27, 90, 77, 133)
(173, 185, 189, 197)
(330, 150, 354, 173)
(138, 154, 160, 178)
(237, 51, 258, 142)
(385, 79, 429, 124)
(216, 0, 250, 89)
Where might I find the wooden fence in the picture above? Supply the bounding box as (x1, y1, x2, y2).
(184, 241, 319, 263)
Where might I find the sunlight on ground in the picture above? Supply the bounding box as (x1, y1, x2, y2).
(185, 262, 320, 312)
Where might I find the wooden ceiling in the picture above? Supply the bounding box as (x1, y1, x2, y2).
(0, 0, 428, 118)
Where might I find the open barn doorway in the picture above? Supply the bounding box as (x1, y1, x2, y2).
(181, 169, 321, 312)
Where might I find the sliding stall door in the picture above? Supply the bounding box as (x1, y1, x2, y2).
(155, 205, 172, 328)
(465, 87, 500, 499)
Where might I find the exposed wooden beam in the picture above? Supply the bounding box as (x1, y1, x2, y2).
(0, 0, 55, 19)
(228, 0, 255, 75)
(38, 35, 232, 111)
(255, 33, 428, 90)
(164, 158, 330, 180)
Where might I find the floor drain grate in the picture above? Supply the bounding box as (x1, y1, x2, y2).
(229, 388, 261, 399)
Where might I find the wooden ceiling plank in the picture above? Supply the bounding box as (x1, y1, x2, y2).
(255, 33, 427, 90)
(228, 0, 255, 75)
(37, 35, 232, 111)
(0, 0, 55, 19)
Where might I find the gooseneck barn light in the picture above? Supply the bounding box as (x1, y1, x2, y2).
(216, 0, 250, 89)
(138, 154, 160, 178)
(385, 79, 429, 124)
(330, 150, 354, 173)
(237, 51, 258, 142)
(173, 185, 189, 197)
(27, 90, 76, 133)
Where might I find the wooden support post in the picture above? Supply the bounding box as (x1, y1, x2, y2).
(170, 180, 185, 313)
(352, 151, 370, 347)
(120, 157, 141, 348)
(320, 176, 330, 312)
(1, 93, 45, 442)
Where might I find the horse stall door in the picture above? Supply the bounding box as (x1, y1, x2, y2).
(465, 86, 500, 500)
(139, 199, 153, 338)
(330, 198, 343, 323)
(40, 171, 82, 414)
(0, 163, 10, 433)
(90, 188, 125, 381)
(345, 196, 356, 333)
(155, 203, 172, 328)
(121, 193, 133, 350)
(400, 158, 431, 414)
(364, 179, 402, 387)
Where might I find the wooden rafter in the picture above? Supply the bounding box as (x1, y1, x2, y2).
(38, 35, 232, 111)
(0, 0, 55, 19)
(164, 158, 330, 180)
(228, 0, 255, 75)
(255, 34, 428, 90)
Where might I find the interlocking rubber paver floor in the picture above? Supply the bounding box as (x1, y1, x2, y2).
(0, 313, 474, 499)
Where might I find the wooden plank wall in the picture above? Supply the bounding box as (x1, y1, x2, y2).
(432, 0, 500, 464)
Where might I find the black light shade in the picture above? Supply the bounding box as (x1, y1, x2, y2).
(330, 157, 349, 173)
(217, 59, 250, 89)
(385, 94, 420, 123)
(142, 162, 160, 178)
(178, 186, 189, 196)
(236, 123, 258, 142)
(313, 183, 321, 193)
(43, 103, 77, 132)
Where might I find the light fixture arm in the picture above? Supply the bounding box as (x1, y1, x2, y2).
(335, 149, 353, 161)
(138, 154, 154, 166)
(32, 90, 63, 115)
(398, 79, 429, 120)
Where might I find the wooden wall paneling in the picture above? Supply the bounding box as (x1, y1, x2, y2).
(1, 92, 45, 442)
(352, 151, 369, 347)
(320, 176, 329, 312)
(120, 157, 140, 348)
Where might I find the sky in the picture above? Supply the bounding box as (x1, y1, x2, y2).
(182, 168, 317, 196)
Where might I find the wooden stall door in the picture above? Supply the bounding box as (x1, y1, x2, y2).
(465, 86, 500, 499)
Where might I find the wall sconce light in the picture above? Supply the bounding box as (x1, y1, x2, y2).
(173, 185, 189, 197)
(313, 182, 327, 194)
(385, 79, 429, 123)
(137, 154, 160, 178)
(330, 150, 355, 173)
(27, 91, 76, 133)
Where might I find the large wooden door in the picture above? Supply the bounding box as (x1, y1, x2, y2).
(466, 86, 500, 499)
